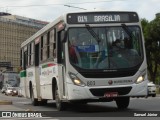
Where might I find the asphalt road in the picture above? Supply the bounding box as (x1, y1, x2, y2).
(0, 93, 160, 120)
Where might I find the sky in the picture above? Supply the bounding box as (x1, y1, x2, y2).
(0, 0, 159, 22)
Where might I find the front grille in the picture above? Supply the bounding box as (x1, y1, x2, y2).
(89, 87, 132, 96)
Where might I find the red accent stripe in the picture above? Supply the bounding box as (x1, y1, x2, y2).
(48, 63, 56, 67)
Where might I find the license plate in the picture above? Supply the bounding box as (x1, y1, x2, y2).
(104, 92, 118, 98)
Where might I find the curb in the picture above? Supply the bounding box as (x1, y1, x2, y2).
(0, 100, 12, 105)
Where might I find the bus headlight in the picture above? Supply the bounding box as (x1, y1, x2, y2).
(136, 75, 145, 84)
(136, 70, 147, 84)
(135, 69, 147, 84)
(69, 72, 85, 87)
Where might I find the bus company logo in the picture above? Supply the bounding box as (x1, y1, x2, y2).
(108, 80, 113, 85)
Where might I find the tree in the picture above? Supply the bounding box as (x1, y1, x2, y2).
(141, 17, 160, 83)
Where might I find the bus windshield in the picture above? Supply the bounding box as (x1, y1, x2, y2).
(68, 26, 143, 70)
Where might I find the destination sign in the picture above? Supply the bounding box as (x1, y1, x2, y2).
(67, 12, 139, 24)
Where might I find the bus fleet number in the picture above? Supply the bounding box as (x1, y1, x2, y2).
(87, 81, 95, 86)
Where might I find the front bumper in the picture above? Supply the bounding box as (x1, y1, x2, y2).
(66, 80, 148, 100)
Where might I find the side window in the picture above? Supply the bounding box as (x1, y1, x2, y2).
(40, 33, 50, 61)
(28, 43, 32, 65)
(27, 43, 34, 66)
(20, 49, 23, 69)
(23, 46, 28, 70)
(28, 44, 31, 66)
(57, 30, 64, 64)
(35, 37, 40, 66)
(31, 42, 34, 65)
(43, 34, 47, 60)
(50, 29, 56, 58)
(40, 36, 43, 61)
(39, 29, 56, 62)
(47, 32, 50, 58)
(24, 51, 27, 70)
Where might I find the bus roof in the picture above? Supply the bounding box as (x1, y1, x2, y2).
(21, 11, 138, 48)
(21, 15, 65, 48)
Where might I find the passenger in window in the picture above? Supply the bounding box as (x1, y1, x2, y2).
(111, 39, 124, 57)
(123, 37, 140, 67)
(109, 39, 129, 68)
(69, 37, 78, 64)
(124, 37, 132, 49)
(124, 37, 138, 55)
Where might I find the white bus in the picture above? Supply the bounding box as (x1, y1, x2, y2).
(20, 11, 148, 111)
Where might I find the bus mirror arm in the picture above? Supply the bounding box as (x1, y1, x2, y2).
(61, 30, 67, 43)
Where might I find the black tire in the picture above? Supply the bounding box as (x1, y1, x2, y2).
(115, 97, 130, 109)
(152, 94, 156, 97)
(55, 85, 65, 111)
(30, 87, 39, 106)
(40, 99, 48, 106)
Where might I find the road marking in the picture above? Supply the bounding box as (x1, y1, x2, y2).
(131, 96, 160, 100)
(0, 100, 12, 105)
(15, 102, 32, 105)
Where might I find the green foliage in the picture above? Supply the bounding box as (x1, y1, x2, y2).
(141, 17, 160, 83)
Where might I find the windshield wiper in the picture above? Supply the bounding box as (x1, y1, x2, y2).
(121, 23, 137, 40)
(85, 24, 103, 68)
(85, 24, 101, 45)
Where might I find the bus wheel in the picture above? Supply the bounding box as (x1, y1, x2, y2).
(40, 99, 47, 106)
(152, 94, 156, 97)
(30, 87, 39, 106)
(115, 97, 130, 109)
(55, 85, 65, 111)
